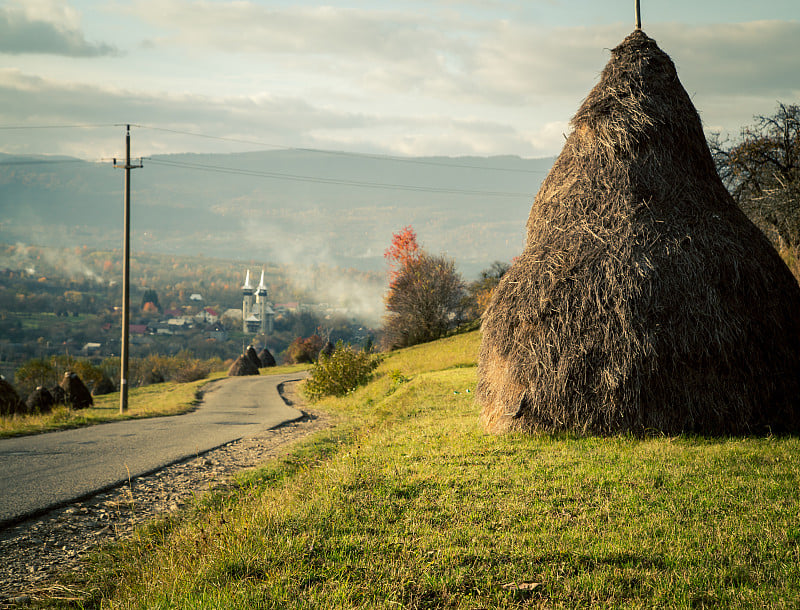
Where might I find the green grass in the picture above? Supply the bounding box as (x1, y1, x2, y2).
(64, 332, 800, 608)
(0, 364, 309, 438)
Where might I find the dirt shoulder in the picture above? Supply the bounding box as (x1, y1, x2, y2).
(0, 380, 327, 607)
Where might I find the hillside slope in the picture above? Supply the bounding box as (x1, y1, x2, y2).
(77, 330, 800, 608)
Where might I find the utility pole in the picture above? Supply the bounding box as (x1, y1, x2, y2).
(114, 125, 142, 413)
(635, 0, 641, 29)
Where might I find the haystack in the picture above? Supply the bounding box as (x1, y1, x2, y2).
(0, 377, 23, 416)
(246, 345, 263, 369)
(228, 354, 259, 376)
(92, 375, 116, 396)
(51, 384, 66, 405)
(478, 30, 800, 436)
(26, 386, 54, 414)
(259, 347, 276, 367)
(60, 371, 94, 409)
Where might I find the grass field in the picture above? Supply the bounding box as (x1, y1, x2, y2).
(0, 365, 308, 439)
(63, 332, 800, 608)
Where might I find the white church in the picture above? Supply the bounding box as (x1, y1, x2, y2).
(241, 269, 275, 335)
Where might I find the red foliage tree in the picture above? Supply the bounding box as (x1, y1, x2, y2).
(286, 334, 324, 364)
(384, 226, 421, 287)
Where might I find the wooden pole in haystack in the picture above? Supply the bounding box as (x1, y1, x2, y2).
(635, 0, 641, 29)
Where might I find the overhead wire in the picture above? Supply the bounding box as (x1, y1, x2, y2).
(131, 123, 548, 175)
(145, 157, 532, 197)
(0, 121, 546, 196)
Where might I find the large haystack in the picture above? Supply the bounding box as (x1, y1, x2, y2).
(246, 345, 263, 369)
(478, 30, 800, 436)
(60, 371, 94, 409)
(259, 347, 276, 367)
(228, 354, 260, 376)
(0, 377, 23, 416)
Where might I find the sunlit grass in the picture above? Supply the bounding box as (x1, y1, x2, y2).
(67, 332, 800, 608)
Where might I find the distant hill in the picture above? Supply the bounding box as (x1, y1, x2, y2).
(0, 150, 553, 277)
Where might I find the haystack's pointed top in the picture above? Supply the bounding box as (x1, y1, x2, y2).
(569, 27, 706, 159)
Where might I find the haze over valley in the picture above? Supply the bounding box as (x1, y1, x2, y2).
(1, 150, 553, 278)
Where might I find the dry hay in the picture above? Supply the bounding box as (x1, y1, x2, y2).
(50, 385, 67, 405)
(259, 347, 276, 367)
(246, 345, 263, 369)
(478, 30, 800, 436)
(26, 386, 55, 414)
(92, 375, 116, 396)
(228, 354, 260, 376)
(0, 377, 23, 416)
(60, 371, 94, 409)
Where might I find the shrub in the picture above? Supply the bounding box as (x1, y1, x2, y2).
(303, 342, 380, 400)
(14, 358, 58, 398)
(287, 334, 324, 364)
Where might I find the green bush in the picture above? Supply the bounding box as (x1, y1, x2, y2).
(303, 342, 380, 400)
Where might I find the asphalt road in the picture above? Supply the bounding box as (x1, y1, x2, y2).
(0, 373, 305, 527)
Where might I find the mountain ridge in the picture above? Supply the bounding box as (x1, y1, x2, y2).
(0, 150, 554, 277)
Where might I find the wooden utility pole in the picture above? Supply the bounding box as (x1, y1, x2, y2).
(114, 125, 142, 413)
(635, 0, 641, 29)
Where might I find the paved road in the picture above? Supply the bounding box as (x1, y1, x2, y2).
(0, 373, 305, 527)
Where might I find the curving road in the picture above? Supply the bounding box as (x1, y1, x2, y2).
(0, 373, 305, 528)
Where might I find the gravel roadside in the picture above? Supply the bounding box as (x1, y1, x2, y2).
(0, 380, 328, 607)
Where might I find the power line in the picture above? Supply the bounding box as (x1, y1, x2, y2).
(145, 157, 532, 197)
(0, 159, 87, 166)
(0, 123, 117, 130)
(132, 123, 548, 174)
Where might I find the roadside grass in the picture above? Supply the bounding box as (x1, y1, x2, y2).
(70, 332, 800, 608)
(0, 364, 308, 438)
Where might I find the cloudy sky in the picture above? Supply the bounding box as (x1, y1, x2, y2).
(1, 0, 799, 160)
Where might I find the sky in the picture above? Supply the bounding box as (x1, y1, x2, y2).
(1, 0, 799, 161)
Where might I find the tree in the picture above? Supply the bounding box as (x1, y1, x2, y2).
(287, 334, 324, 364)
(384, 225, 421, 287)
(465, 260, 511, 319)
(141, 289, 161, 312)
(710, 103, 800, 250)
(383, 252, 465, 349)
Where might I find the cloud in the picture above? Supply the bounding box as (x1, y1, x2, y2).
(0, 68, 556, 158)
(0, 0, 117, 57)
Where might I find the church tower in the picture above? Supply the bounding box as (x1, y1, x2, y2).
(256, 269, 275, 335)
(241, 269, 254, 334)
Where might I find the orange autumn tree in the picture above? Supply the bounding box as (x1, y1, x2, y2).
(384, 225, 421, 288)
(382, 226, 465, 350)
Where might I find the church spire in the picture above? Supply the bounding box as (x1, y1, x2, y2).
(257, 269, 268, 296)
(242, 269, 254, 293)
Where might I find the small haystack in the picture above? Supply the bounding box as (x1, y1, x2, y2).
(246, 345, 263, 369)
(0, 377, 23, 416)
(26, 386, 55, 414)
(319, 341, 335, 360)
(60, 371, 94, 409)
(478, 30, 800, 436)
(92, 375, 116, 396)
(228, 354, 260, 376)
(259, 347, 276, 367)
(50, 385, 67, 405)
